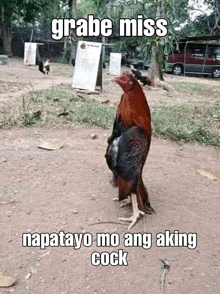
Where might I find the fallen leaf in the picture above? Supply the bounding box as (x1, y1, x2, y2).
(196, 168, 218, 181)
(38, 142, 63, 151)
(0, 272, 17, 287)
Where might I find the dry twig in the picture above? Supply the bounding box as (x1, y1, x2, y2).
(161, 259, 170, 294)
(89, 221, 127, 226)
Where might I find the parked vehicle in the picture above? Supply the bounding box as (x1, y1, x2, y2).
(122, 47, 150, 70)
(167, 43, 220, 78)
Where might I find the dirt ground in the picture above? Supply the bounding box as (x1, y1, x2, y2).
(0, 59, 220, 294)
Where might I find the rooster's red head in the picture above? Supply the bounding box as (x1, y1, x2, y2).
(114, 73, 135, 92)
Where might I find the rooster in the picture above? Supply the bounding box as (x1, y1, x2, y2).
(130, 65, 152, 86)
(39, 60, 50, 75)
(105, 73, 154, 229)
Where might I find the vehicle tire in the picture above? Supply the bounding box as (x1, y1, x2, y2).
(212, 68, 220, 78)
(172, 64, 183, 75)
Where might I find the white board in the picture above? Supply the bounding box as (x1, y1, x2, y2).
(109, 53, 122, 75)
(72, 41, 102, 91)
(24, 43, 37, 65)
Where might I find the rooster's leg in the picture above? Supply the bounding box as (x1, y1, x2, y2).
(119, 196, 131, 208)
(119, 194, 145, 229)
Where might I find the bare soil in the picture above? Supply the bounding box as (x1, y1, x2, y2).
(0, 59, 220, 294)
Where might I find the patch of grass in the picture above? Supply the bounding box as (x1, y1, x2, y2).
(152, 103, 220, 147)
(0, 88, 115, 129)
(169, 81, 202, 92)
(169, 81, 220, 98)
(1, 86, 219, 148)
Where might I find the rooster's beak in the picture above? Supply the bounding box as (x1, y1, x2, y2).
(113, 76, 120, 84)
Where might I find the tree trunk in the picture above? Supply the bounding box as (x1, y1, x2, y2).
(70, 30, 78, 62)
(1, 4, 12, 56)
(102, 36, 106, 66)
(71, 0, 77, 17)
(3, 24, 12, 56)
(149, 1, 164, 82)
(149, 41, 160, 82)
(69, 0, 77, 64)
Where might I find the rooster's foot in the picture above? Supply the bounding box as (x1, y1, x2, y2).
(119, 210, 145, 230)
(119, 194, 145, 229)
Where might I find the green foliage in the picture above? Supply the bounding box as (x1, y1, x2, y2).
(180, 14, 219, 38)
(179, 0, 220, 37)
(1, 0, 49, 25)
(21, 112, 38, 126)
(100, 0, 190, 75)
(113, 37, 141, 54)
(140, 0, 189, 61)
(75, 0, 97, 18)
(76, 0, 116, 19)
(37, 0, 71, 24)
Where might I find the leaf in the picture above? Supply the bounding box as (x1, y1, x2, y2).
(196, 168, 218, 181)
(0, 272, 17, 287)
(38, 142, 63, 151)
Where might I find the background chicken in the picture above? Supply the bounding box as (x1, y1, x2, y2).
(105, 73, 154, 229)
(39, 60, 50, 75)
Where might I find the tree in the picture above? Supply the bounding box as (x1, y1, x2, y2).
(111, 0, 189, 85)
(141, 0, 189, 82)
(206, 0, 220, 34)
(0, 0, 50, 55)
(180, 0, 220, 37)
(75, 0, 117, 62)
